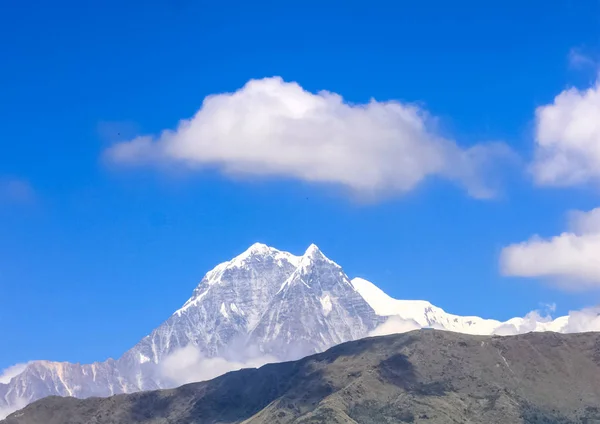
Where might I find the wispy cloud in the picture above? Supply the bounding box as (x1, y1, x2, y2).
(568, 48, 597, 70)
(0, 398, 27, 420)
(0, 177, 35, 205)
(369, 305, 600, 337)
(105, 77, 513, 200)
(0, 364, 29, 420)
(0, 363, 28, 385)
(491, 310, 553, 336)
(158, 345, 277, 387)
(368, 316, 421, 337)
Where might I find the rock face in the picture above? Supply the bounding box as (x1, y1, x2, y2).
(247, 244, 382, 359)
(6, 330, 600, 424)
(0, 243, 580, 416)
(0, 243, 381, 415)
(128, 243, 303, 365)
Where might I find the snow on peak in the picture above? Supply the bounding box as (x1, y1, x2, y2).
(5, 242, 589, 416)
(352, 277, 504, 334)
(230, 243, 300, 268)
(276, 245, 345, 294)
(175, 243, 301, 316)
(296, 244, 339, 271)
(304, 243, 322, 257)
(244, 242, 273, 255)
(232, 242, 278, 264)
(351, 277, 432, 316)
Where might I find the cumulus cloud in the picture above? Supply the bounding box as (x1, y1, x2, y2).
(562, 306, 600, 332)
(105, 77, 512, 199)
(500, 207, 600, 289)
(491, 310, 553, 336)
(531, 79, 600, 186)
(371, 305, 600, 338)
(368, 316, 422, 337)
(490, 306, 600, 336)
(0, 363, 28, 384)
(158, 345, 277, 387)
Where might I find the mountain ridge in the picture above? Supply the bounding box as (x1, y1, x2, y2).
(6, 330, 600, 424)
(0, 242, 589, 417)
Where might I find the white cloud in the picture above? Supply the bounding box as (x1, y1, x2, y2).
(369, 304, 600, 339)
(0, 363, 28, 384)
(568, 207, 600, 233)
(158, 345, 277, 387)
(531, 79, 600, 186)
(489, 306, 600, 336)
(562, 306, 600, 332)
(568, 48, 596, 70)
(105, 77, 512, 198)
(491, 310, 553, 336)
(368, 316, 422, 337)
(541, 302, 557, 314)
(500, 207, 600, 288)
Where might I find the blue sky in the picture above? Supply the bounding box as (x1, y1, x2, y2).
(1, 0, 600, 369)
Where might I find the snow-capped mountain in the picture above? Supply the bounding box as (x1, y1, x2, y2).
(126, 243, 302, 365)
(247, 244, 381, 359)
(0, 243, 579, 417)
(351, 277, 569, 335)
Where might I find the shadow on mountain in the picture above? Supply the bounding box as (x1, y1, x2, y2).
(7, 330, 600, 424)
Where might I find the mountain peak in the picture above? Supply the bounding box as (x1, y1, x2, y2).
(229, 243, 325, 266)
(301, 243, 341, 267)
(290, 244, 341, 277)
(242, 242, 274, 256)
(173, 243, 300, 317)
(303, 243, 323, 258)
(229, 243, 295, 267)
(0, 241, 578, 416)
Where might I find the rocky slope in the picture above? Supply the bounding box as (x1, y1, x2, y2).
(0, 243, 581, 417)
(6, 330, 600, 424)
(0, 243, 382, 415)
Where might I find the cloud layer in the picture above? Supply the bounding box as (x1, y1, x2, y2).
(500, 207, 600, 288)
(562, 306, 600, 332)
(158, 345, 277, 387)
(0, 398, 26, 420)
(368, 316, 421, 337)
(532, 80, 600, 186)
(106, 77, 511, 198)
(0, 363, 28, 385)
(491, 310, 553, 336)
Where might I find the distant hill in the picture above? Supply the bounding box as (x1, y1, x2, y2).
(5, 330, 600, 424)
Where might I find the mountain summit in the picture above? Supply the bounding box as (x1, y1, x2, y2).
(0, 243, 576, 417)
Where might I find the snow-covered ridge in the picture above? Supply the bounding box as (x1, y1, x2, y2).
(351, 277, 503, 334)
(0, 242, 594, 418)
(351, 277, 569, 335)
